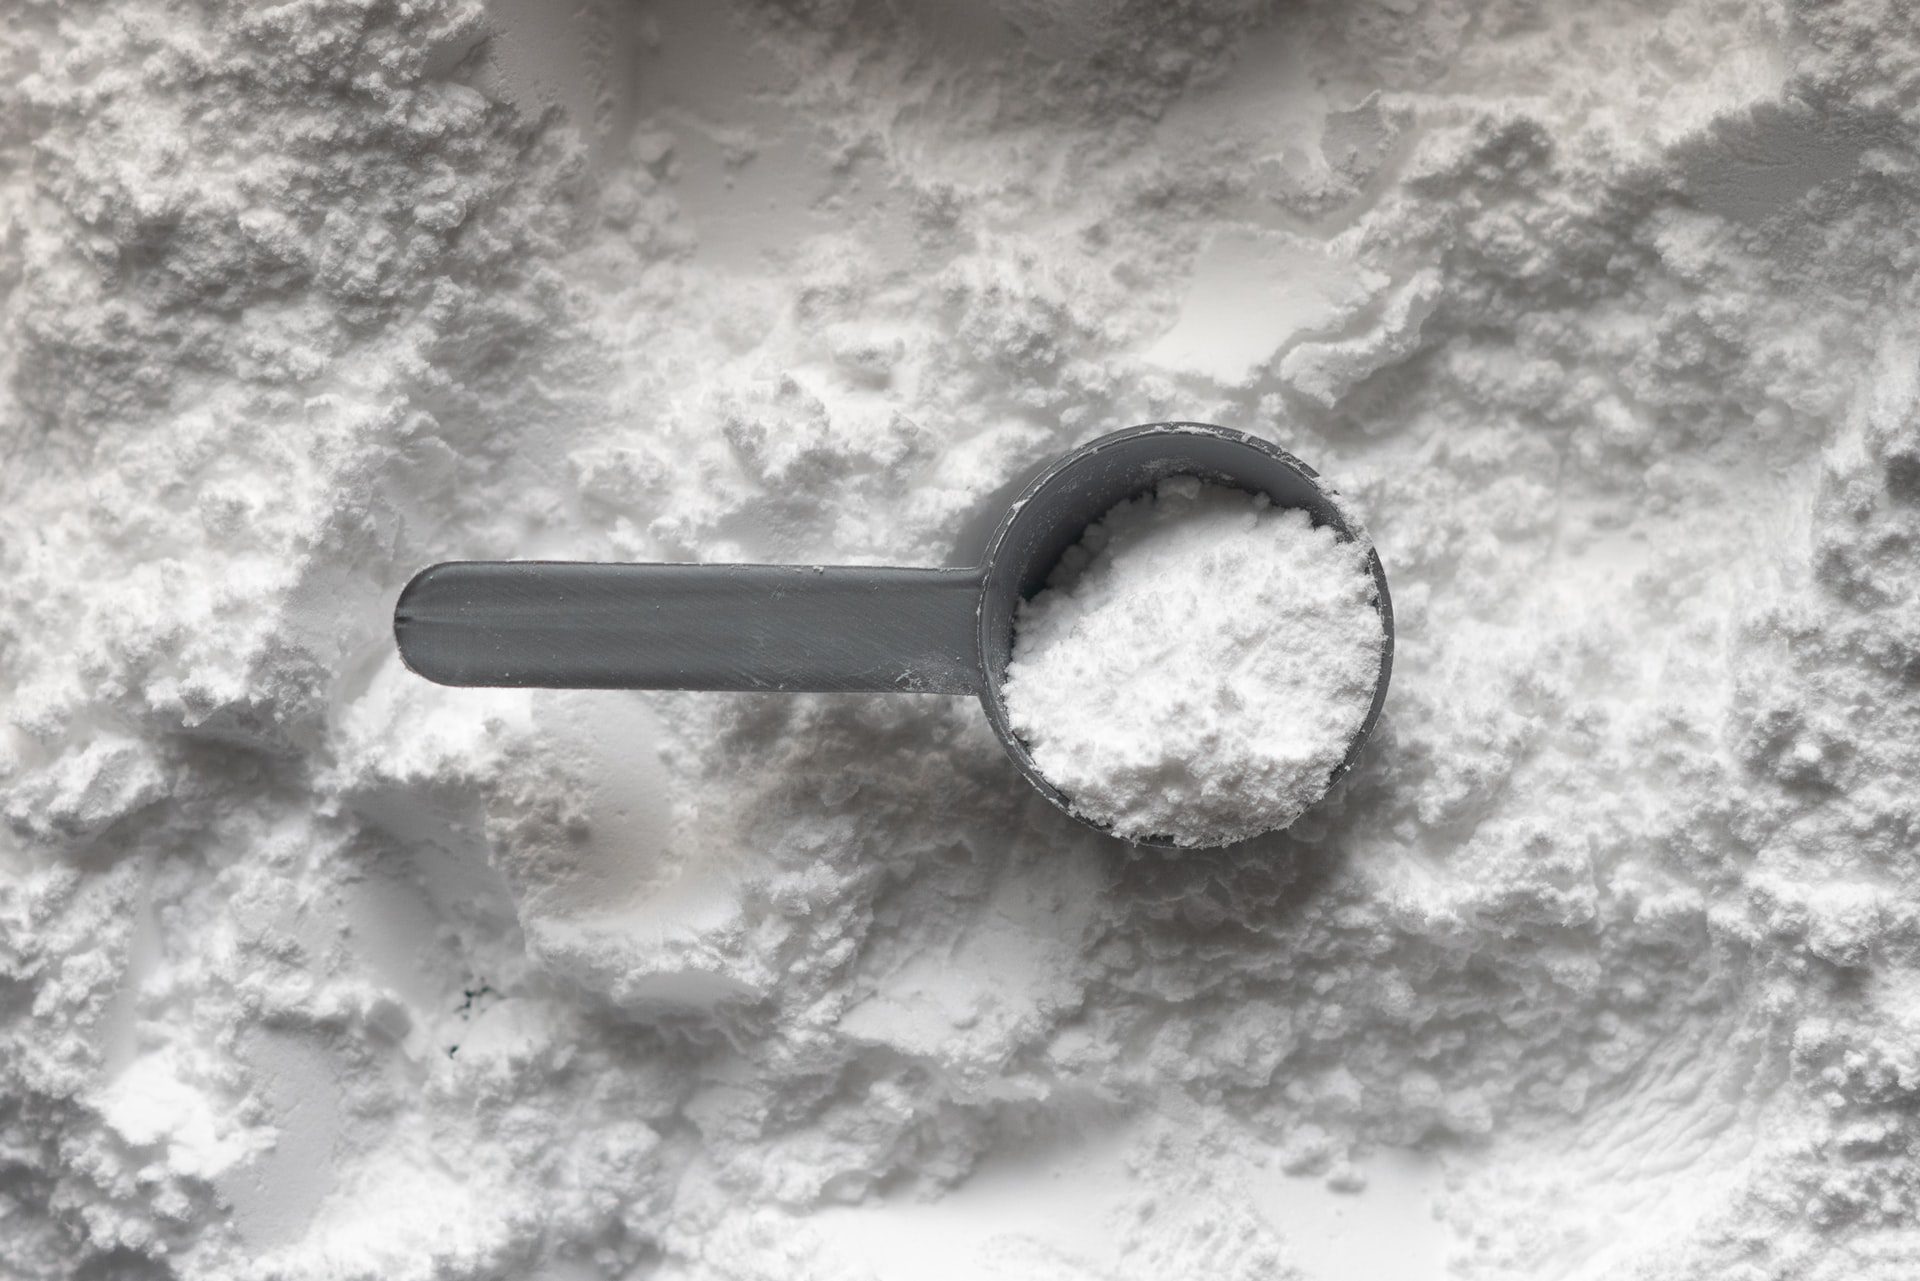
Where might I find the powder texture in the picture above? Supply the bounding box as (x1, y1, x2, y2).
(9, 0, 1920, 1278)
(1005, 477, 1383, 846)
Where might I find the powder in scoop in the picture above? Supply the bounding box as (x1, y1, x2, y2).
(1002, 475, 1384, 847)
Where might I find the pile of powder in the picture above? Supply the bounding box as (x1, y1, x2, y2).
(1003, 476, 1383, 846)
(12, 0, 1920, 1277)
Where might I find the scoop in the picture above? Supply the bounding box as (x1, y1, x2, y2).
(393, 422, 1395, 845)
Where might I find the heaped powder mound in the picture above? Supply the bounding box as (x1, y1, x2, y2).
(10, 0, 1920, 1277)
(1004, 477, 1383, 846)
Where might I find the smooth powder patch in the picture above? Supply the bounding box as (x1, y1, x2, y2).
(1003, 476, 1384, 847)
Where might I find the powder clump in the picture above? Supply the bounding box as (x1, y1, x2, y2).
(1004, 476, 1383, 847)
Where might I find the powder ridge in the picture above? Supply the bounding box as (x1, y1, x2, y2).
(1004, 477, 1382, 847)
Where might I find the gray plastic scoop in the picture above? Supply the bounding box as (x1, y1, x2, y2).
(394, 422, 1394, 845)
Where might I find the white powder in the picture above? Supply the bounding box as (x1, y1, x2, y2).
(1004, 477, 1383, 847)
(8, 0, 1920, 1277)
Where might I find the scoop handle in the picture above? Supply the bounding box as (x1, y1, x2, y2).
(393, 561, 986, 695)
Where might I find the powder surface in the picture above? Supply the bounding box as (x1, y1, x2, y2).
(9, 0, 1920, 1278)
(1005, 478, 1383, 846)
